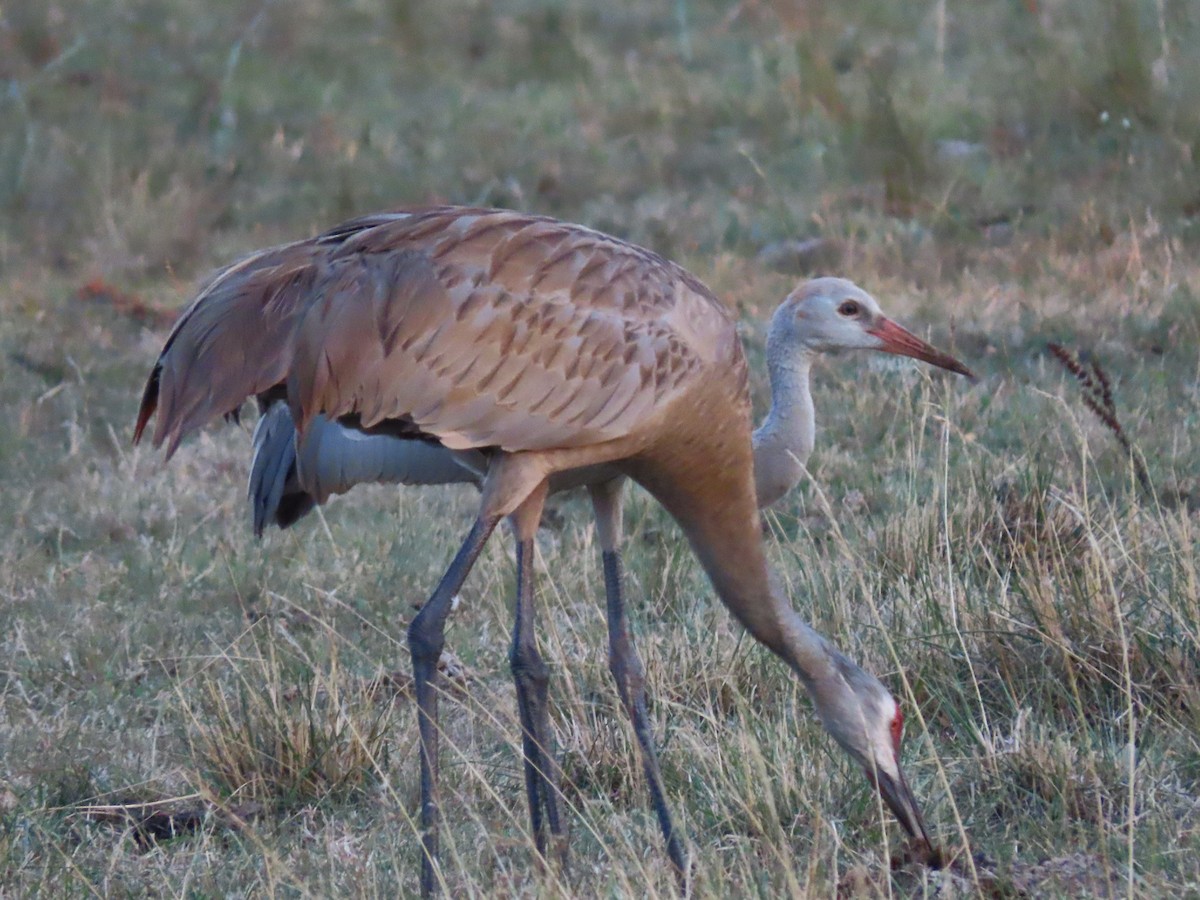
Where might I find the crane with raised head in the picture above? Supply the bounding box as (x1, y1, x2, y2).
(246, 276, 968, 526)
(134, 206, 970, 894)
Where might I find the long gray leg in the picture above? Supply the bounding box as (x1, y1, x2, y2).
(506, 484, 568, 869)
(409, 513, 501, 897)
(510, 529, 569, 867)
(589, 480, 688, 886)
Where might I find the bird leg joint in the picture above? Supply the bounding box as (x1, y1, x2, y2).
(510, 645, 550, 688)
(608, 642, 645, 712)
(408, 612, 447, 666)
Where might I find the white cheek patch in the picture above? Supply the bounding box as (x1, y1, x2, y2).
(882, 694, 898, 721)
(874, 739, 902, 782)
(875, 694, 903, 779)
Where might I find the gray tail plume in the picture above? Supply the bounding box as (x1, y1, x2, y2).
(248, 400, 484, 537)
(248, 401, 315, 536)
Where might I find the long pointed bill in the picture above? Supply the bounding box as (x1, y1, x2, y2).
(873, 765, 933, 852)
(868, 317, 975, 379)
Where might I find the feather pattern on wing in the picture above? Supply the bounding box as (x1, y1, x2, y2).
(136, 207, 735, 457)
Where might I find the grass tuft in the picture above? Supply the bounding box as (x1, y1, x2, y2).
(178, 629, 393, 809)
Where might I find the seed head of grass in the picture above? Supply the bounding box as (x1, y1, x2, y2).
(1048, 341, 1152, 496)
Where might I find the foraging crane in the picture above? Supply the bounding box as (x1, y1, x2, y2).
(134, 206, 970, 894)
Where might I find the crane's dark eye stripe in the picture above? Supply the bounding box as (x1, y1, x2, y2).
(838, 300, 860, 316)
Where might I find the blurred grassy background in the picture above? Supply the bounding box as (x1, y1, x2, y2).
(2, 0, 1200, 896)
(5, 0, 1199, 275)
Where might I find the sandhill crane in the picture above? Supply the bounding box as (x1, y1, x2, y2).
(246, 276, 970, 529)
(134, 206, 970, 894)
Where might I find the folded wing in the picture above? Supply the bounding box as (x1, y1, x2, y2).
(136, 207, 726, 461)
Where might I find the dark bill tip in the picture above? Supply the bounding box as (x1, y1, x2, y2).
(874, 766, 934, 854)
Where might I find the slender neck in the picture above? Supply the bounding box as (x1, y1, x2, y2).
(752, 343, 815, 508)
(633, 436, 896, 827)
(626, 366, 870, 786)
(664, 468, 841, 696)
(632, 441, 839, 689)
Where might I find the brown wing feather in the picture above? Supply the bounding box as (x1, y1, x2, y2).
(288, 209, 730, 453)
(135, 243, 325, 457)
(137, 206, 735, 458)
(133, 214, 414, 456)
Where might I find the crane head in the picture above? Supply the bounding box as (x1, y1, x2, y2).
(810, 647, 934, 853)
(775, 277, 974, 379)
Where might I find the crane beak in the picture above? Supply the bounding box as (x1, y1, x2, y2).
(871, 764, 934, 852)
(867, 317, 975, 379)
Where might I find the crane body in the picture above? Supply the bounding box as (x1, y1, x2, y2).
(135, 206, 970, 894)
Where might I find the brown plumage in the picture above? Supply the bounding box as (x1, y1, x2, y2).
(136, 207, 960, 894)
(137, 208, 726, 459)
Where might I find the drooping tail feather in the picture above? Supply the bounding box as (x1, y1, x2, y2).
(135, 212, 443, 456)
(248, 401, 314, 536)
(133, 367, 161, 445)
(132, 238, 338, 456)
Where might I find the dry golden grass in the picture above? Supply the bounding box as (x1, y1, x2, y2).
(3, 0, 1200, 896)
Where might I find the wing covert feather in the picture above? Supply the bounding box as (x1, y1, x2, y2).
(139, 206, 739, 458)
(289, 224, 716, 452)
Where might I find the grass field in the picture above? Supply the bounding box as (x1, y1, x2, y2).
(2, 0, 1200, 895)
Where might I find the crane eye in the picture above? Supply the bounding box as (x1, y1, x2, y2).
(838, 300, 861, 317)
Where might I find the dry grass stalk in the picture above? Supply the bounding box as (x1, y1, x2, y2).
(1047, 342, 1152, 496)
